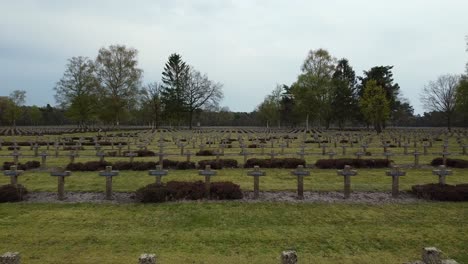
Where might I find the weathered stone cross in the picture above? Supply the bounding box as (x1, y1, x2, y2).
(99, 166, 119, 200)
(247, 165, 266, 199)
(337, 165, 357, 199)
(291, 165, 310, 200)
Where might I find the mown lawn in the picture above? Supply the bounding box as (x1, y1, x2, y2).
(0, 202, 466, 263)
(0, 168, 466, 193)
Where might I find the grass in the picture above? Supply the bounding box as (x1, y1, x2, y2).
(0, 202, 466, 263)
(1, 130, 467, 263)
(0, 168, 466, 193)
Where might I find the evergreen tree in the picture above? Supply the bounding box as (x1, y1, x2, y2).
(161, 53, 189, 125)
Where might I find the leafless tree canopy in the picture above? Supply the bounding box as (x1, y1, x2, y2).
(421, 74, 459, 114)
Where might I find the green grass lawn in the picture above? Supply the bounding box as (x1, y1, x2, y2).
(0, 202, 466, 264)
(0, 168, 466, 193)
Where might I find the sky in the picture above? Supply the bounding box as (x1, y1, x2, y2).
(1, 0, 467, 115)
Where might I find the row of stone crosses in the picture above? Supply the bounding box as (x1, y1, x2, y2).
(4, 163, 453, 201)
(1, 131, 467, 168)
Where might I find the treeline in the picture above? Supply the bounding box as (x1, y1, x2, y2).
(256, 46, 468, 131)
(2, 40, 468, 130)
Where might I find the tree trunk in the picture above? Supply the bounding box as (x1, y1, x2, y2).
(188, 110, 193, 129)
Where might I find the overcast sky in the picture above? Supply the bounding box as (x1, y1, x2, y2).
(1, 0, 467, 114)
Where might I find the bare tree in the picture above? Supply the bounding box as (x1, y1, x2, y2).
(421, 74, 460, 130)
(141, 82, 163, 128)
(184, 67, 223, 128)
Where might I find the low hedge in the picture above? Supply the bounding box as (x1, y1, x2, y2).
(244, 158, 305, 169)
(198, 159, 238, 169)
(122, 150, 155, 157)
(3, 161, 41, 171)
(412, 183, 468, 201)
(315, 158, 391, 169)
(430, 158, 468, 168)
(136, 181, 243, 203)
(196, 150, 215, 156)
(0, 184, 28, 203)
(65, 160, 196, 171)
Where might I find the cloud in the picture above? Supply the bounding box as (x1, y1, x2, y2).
(1, 0, 467, 114)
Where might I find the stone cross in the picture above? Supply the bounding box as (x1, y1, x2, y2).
(402, 143, 409, 155)
(410, 150, 420, 167)
(423, 143, 429, 155)
(439, 151, 451, 166)
(432, 165, 452, 185)
(199, 165, 217, 198)
(361, 143, 369, 153)
(33, 143, 39, 157)
(99, 166, 119, 200)
(0, 252, 20, 264)
(462, 144, 467, 155)
(269, 150, 278, 161)
(50, 169, 71, 200)
(355, 151, 365, 160)
(386, 165, 406, 198)
(291, 165, 310, 199)
(125, 151, 138, 163)
(296, 149, 306, 160)
(148, 165, 168, 184)
(11, 151, 21, 165)
(68, 151, 78, 164)
(117, 143, 124, 156)
(383, 151, 393, 161)
(279, 143, 287, 155)
(341, 145, 347, 156)
(39, 151, 48, 169)
(138, 253, 156, 264)
(240, 149, 250, 165)
(185, 150, 192, 162)
(327, 150, 337, 160)
(96, 151, 106, 163)
(281, 250, 298, 264)
(337, 165, 358, 199)
(3, 165, 23, 185)
(247, 165, 266, 199)
(320, 143, 328, 155)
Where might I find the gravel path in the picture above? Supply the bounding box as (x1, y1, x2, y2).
(22, 191, 423, 204)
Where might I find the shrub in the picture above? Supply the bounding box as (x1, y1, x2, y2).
(132, 161, 157, 171)
(112, 161, 133, 170)
(65, 161, 111, 171)
(135, 183, 167, 203)
(248, 144, 258, 148)
(176, 161, 196, 170)
(166, 181, 206, 200)
(411, 183, 468, 201)
(136, 181, 243, 203)
(198, 159, 238, 169)
(315, 158, 391, 169)
(0, 184, 28, 202)
(196, 150, 215, 156)
(244, 158, 305, 168)
(3, 161, 41, 171)
(210, 182, 243, 200)
(122, 150, 155, 157)
(7, 146, 20, 151)
(430, 158, 468, 168)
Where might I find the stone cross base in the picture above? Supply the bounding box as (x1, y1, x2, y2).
(281, 250, 297, 264)
(404, 247, 459, 264)
(139, 253, 156, 264)
(0, 252, 20, 264)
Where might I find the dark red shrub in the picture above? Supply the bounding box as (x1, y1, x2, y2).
(0, 184, 28, 202)
(411, 183, 467, 201)
(196, 150, 215, 156)
(210, 182, 243, 200)
(135, 183, 167, 203)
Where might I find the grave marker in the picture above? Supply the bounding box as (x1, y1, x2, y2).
(199, 165, 217, 198)
(432, 165, 452, 185)
(337, 165, 357, 199)
(99, 166, 119, 200)
(148, 165, 168, 184)
(50, 169, 71, 200)
(386, 165, 406, 198)
(247, 166, 266, 199)
(3, 165, 23, 185)
(291, 165, 310, 199)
